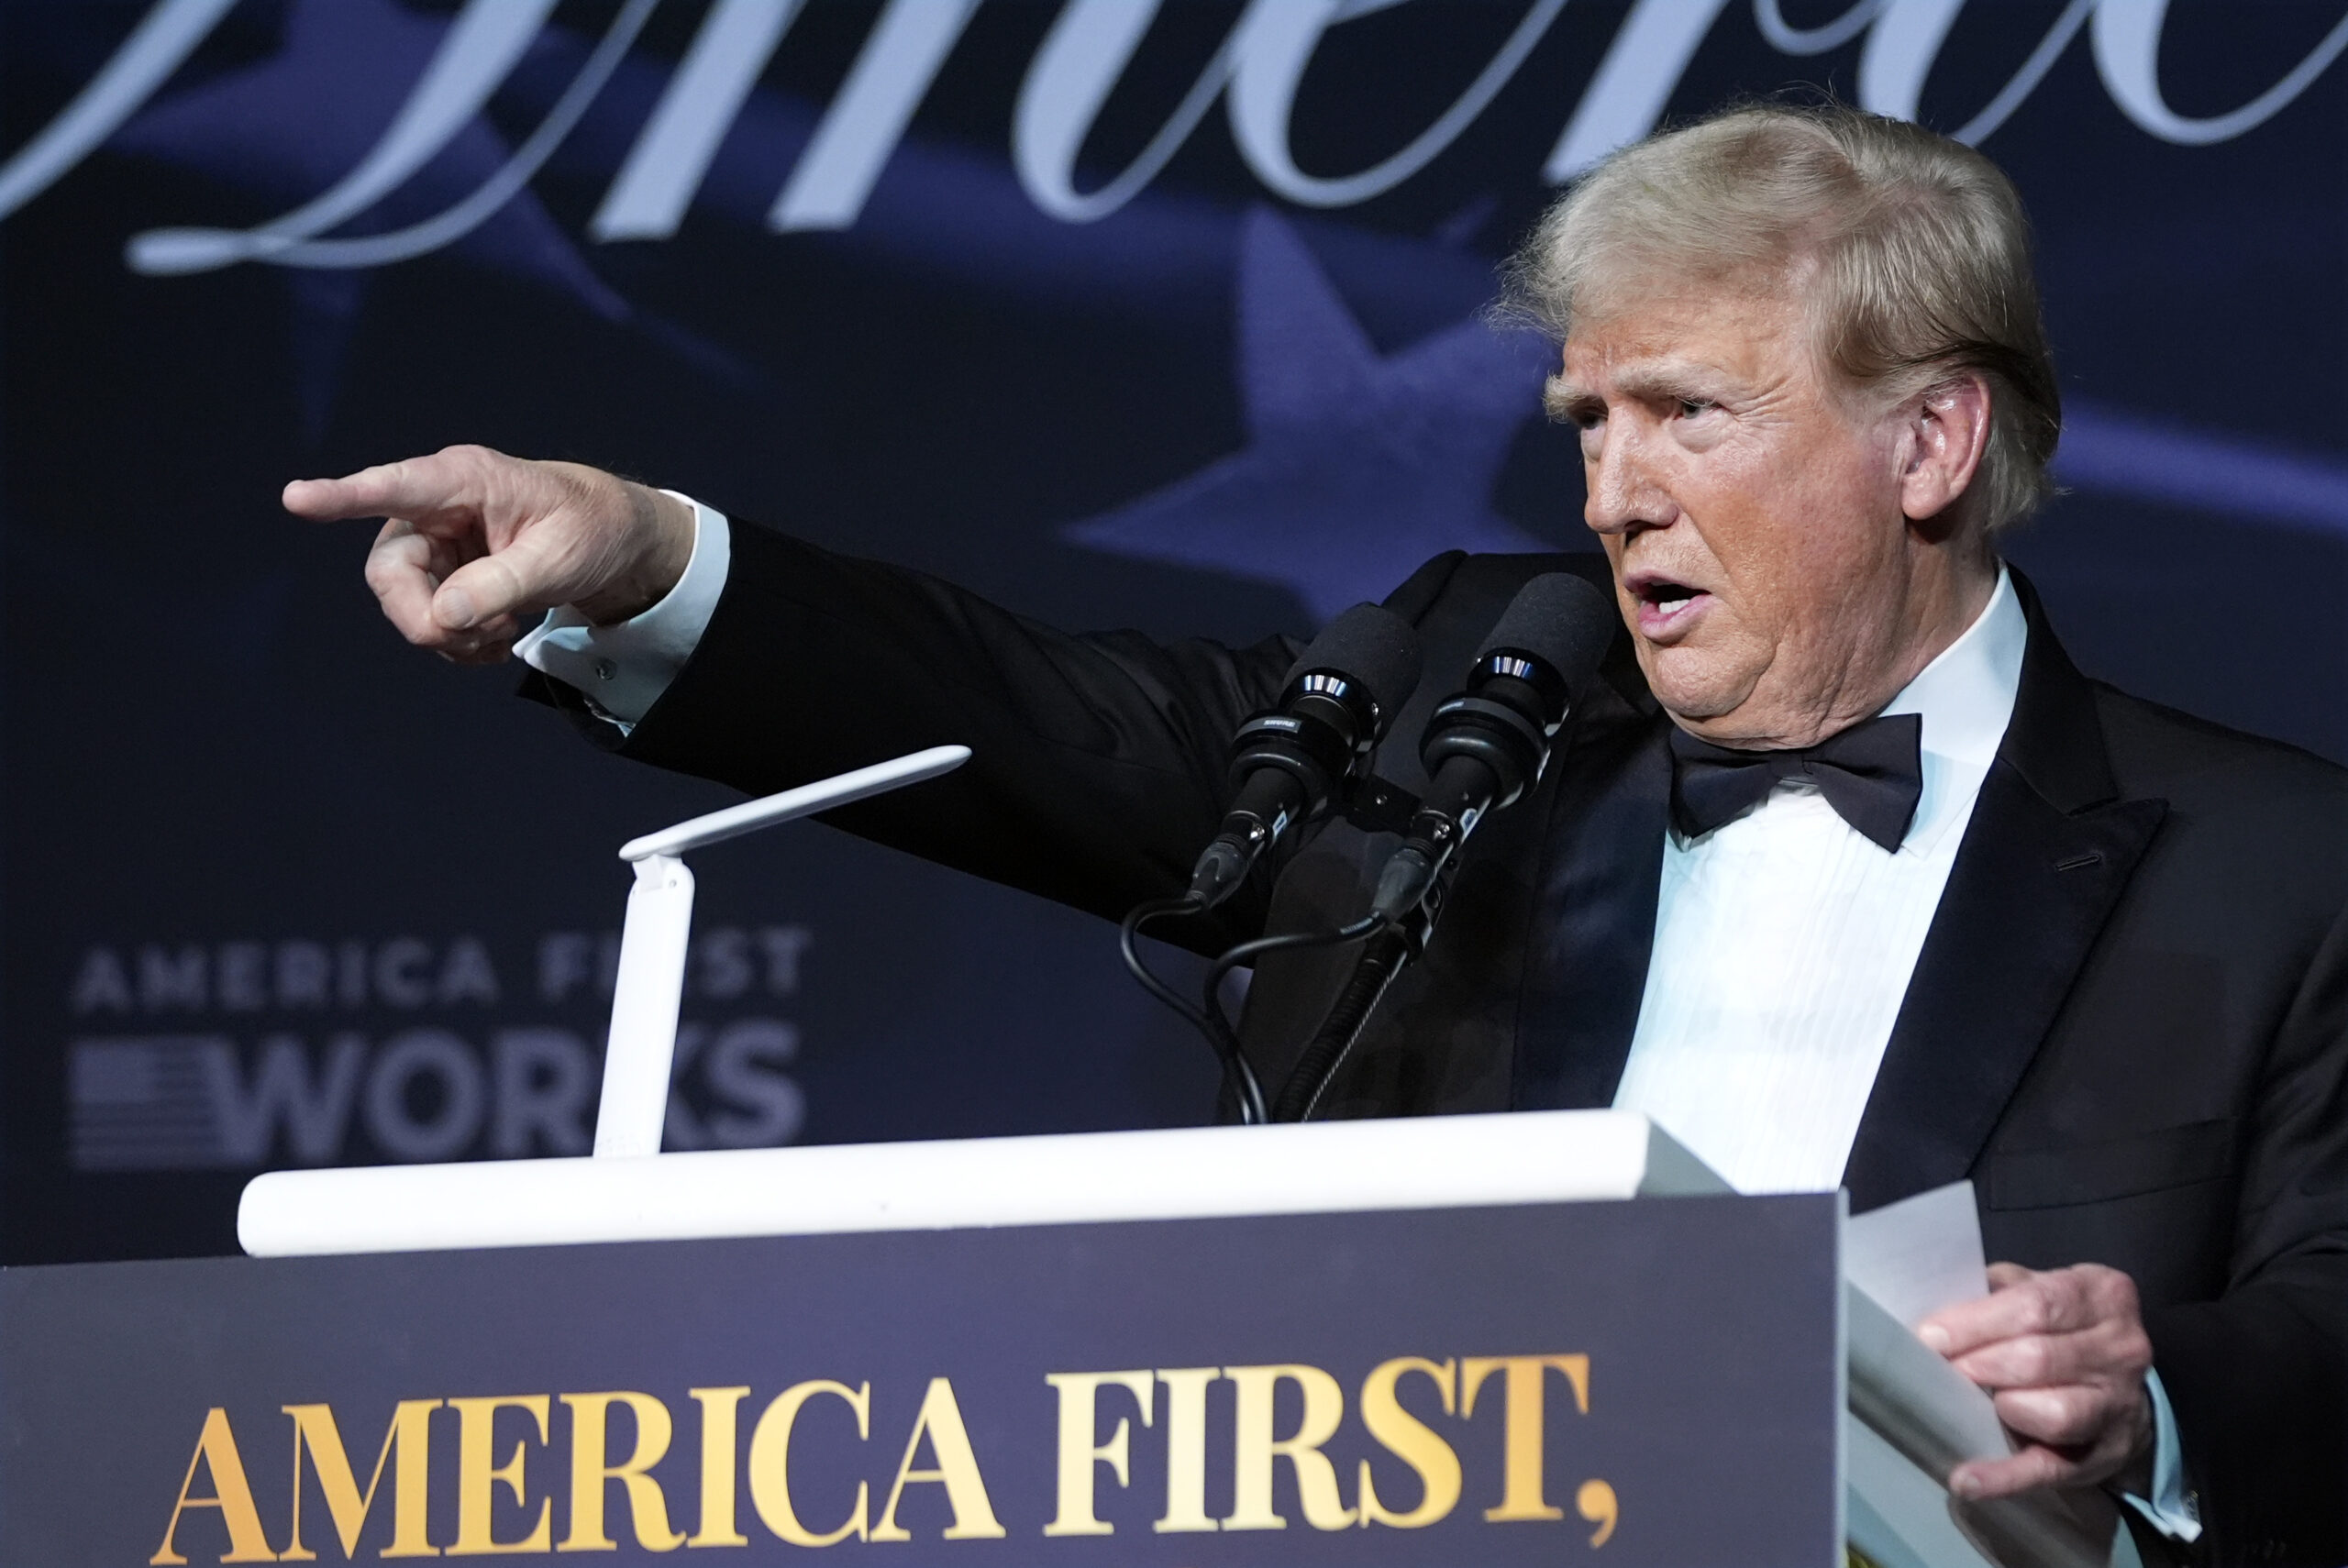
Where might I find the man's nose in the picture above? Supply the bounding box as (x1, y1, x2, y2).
(1582, 423, 1676, 536)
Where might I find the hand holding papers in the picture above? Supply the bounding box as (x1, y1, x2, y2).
(1844, 1183, 2132, 1568)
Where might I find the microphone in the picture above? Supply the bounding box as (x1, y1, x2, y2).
(1369, 573, 1616, 922)
(1187, 603, 1423, 910)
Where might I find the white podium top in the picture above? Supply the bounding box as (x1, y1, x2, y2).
(238, 1109, 1723, 1257)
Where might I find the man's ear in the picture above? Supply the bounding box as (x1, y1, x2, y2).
(1899, 371, 1994, 531)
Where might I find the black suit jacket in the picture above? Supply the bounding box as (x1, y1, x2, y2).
(541, 519, 2348, 1564)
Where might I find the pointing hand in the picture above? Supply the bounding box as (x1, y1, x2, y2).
(283, 445, 694, 665)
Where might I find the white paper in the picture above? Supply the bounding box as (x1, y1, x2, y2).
(1848, 1278, 2015, 1469)
(1848, 1413, 1980, 1568)
(1845, 1179, 2011, 1470)
(1847, 1180, 1990, 1330)
(1841, 1182, 2129, 1568)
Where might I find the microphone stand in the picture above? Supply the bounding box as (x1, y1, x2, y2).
(1268, 899, 1433, 1123)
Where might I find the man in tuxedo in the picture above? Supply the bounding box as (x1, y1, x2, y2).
(287, 105, 2343, 1562)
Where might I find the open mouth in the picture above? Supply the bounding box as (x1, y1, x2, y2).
(1629, 576, 1712, 635)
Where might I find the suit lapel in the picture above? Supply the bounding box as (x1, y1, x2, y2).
(1842, 574, 2167, 1210)
(1511, 692, 1673, 1111)
(1500, 564, 2167, 1169)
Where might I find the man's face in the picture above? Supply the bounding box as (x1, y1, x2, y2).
(1555, 277, 1961, 748)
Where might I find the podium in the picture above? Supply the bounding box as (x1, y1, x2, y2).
(0, 757, 2139, 1566)
(6, 1113, 1844, 1565)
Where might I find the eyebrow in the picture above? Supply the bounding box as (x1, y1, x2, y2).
(1543, 376, 1593, 421)
(1546, 358, 1733, 420)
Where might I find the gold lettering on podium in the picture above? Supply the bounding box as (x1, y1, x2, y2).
(1461, 1355, 1590, 1522)
(1223, 1364, 1355, 1531)
(870, 1378, 1007, 1540)
(1150, 1368, 1221, 1534)
(279, 1399, 440, 1560)
(1577, 1477, 1619, 1546)
(143, 1349, 1611, 1558)
(556, 1392, 684, 1552)
(150, 1408, 277, 1565)
(1042, 1370, 1154, 1536)
(1356, 1357, 1461, 1529)
(449, 1395, 553, 1554)
(685, 1386, 751, 1548)
(747, 1380, 870, 1547)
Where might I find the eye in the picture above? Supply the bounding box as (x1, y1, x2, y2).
(1675, 397, 1715, 419)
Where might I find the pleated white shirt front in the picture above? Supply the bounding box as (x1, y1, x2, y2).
(1611, 569, 2026, 1195)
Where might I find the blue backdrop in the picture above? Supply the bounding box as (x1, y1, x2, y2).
(3, 0, 2342, 1262)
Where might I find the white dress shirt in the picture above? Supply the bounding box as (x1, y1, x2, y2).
(1611, 569, 2025, 1195)
(1602, 567, 2192, 1540)
(520, 504, 2196, 1540)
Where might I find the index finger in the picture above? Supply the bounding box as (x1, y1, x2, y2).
(1918, 1268, 2094, 1358)
(282, 453, 481, 524)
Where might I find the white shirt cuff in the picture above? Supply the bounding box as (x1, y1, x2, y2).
(515, 492, 729, 728)
(2121, 1367, 2201, 1542)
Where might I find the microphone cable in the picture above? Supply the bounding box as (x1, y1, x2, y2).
(1123, 897, 1398, 1126)
(1200, 912, 1387, 1120)
(1120, 893, 1268, 1124)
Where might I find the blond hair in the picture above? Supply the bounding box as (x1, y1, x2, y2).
(1506, 103, 2060, 530)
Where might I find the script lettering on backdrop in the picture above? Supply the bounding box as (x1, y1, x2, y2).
(1, 0, 2342, 261)
(147, 1356, 1618, 1563)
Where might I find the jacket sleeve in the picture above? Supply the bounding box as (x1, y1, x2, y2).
(522, 515, 1387, 953)
(2147, 900, 2348, 1566)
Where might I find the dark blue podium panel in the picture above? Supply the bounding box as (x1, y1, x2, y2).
(0, 1194, 1837, 1566)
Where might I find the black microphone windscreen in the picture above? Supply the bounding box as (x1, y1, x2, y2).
(1477, 573, 1617, 686)
(1283, 602, 1424, 721)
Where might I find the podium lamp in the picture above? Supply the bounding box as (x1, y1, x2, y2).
(592, 744, 976, 1158)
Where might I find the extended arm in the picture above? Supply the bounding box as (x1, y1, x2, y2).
(575, 512, 1301, 947)
(288, 446, 1302, 953)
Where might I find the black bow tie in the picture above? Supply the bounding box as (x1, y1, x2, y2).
(1667, 712, 1924, 852)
